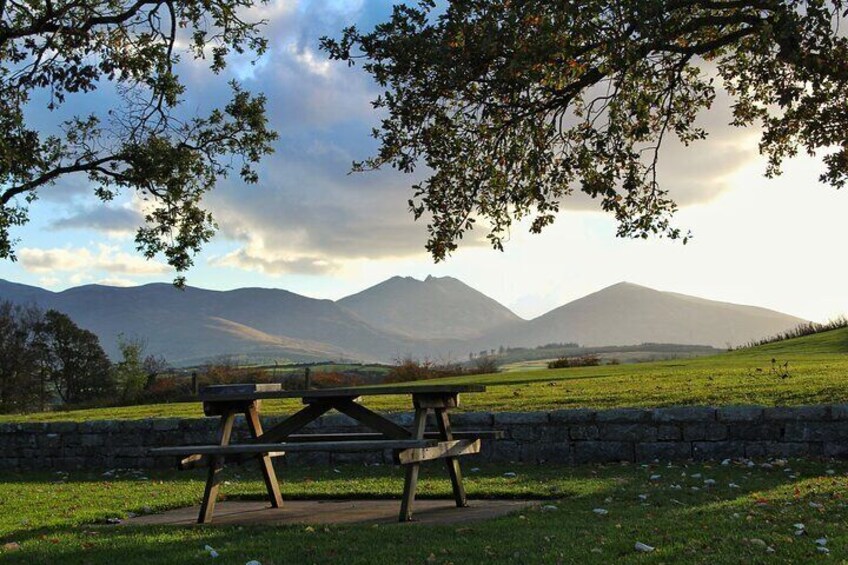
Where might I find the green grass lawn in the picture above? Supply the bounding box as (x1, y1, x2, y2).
(0, 460, 845, 563)
(4, 327, 847, 423)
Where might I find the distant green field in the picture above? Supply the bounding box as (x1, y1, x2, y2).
(2, 328, 847, 423)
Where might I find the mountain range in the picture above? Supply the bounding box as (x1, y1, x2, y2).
(0, 277, 807, 365)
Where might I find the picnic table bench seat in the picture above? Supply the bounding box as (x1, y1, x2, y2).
(150, 383, 499, 524)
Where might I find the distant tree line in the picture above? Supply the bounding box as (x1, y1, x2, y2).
(0, 300, 166, 414)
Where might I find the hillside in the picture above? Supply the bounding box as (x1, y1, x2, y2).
(481, 282, 807, 349)
(731, 325, 848, 356)
(0, 280, 410, 365)
(0, 277, 814, 365)
(338, 275, 522, 339)
(6, 326, 848, 423)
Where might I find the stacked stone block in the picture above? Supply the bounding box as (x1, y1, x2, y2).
(1, 404, 847, 470)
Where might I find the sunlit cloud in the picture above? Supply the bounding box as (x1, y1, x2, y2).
(18, 244, 169, 275)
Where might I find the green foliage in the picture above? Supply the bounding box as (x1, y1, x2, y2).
(113, 336, 148, 404)
(0, 302, 46, 413)
(384, 355, 498, 383)
(39, 310, 114, 405)
(0, 0, 277, 284)
(322, 1, 848, 260)
(547, 354, 602, 369)
(0, 302, 118, 412)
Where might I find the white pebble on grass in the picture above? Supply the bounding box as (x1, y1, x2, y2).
(503, 472, 517, 478)
(204, 545, 219, 558)
(817, 547, 830, 554)
(815, 537, 828, 546)
(749, 539, 767, 548)
(634, 542, 654, 553)
(593, 508, 609, 516)
(649, 474, 661, 481)
(541, 505, 558, 512)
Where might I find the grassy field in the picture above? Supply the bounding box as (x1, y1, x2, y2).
(2, 327, 847, 423)
(0, 460, 846, 563)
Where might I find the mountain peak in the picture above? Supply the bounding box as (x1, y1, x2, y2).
(602, 281, 653, 292)
(338, 275, 521, 340)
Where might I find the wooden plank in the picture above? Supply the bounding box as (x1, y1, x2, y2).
(198, 410, 235, 524)
(203, 399, 255, 417)
(186, 402, 333, 469)
(198, 384, 486, 402)
(413, 393, 458, 409)
(178, 453, 204, 470)
(395, 439, 481, 465)
(152, 439, 438, 456)
(283, 431, 505, 442)
(169, 432, 502, 468)
(436, 409, 468, 507)
(399, 408, 428, 522)
(332, 400, 412, 440)
(245, 403, 283, 509)
(203, 383, 283, 396)
(253, 401, 334, 444)
(177, 452, 286, 469)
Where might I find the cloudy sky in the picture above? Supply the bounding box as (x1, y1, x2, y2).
(2, 0, 846, 323)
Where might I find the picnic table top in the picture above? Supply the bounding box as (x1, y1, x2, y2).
(199, 383, 486, 402)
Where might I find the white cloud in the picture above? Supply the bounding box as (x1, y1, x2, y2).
(18, 244, 169, 276)
(49, 205, 143, 238)
(95, 277, 137, 287)
(37, 276, 61, 288)
(212, 244, 338, 275)
(287, 43, 332, 76)
(20, 248, 91, 273)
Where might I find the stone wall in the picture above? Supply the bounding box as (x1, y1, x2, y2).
(2, 404, 848, 471)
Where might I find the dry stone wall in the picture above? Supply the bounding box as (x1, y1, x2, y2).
(2, 405, 847, 471)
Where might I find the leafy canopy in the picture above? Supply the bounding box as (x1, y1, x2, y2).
(0, 0, 277, 284)
(39, 309, 114, 405)
(322, 0, 848, 260)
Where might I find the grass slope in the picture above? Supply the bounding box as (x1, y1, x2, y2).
(3, 328, 847, 423)
(0, 461, 846, 563)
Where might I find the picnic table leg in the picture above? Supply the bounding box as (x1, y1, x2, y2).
(198, 409, 236, 524)
(244, 402, 283, 509)
(435, 408, 468, 508)
(399, 407, 428, 522)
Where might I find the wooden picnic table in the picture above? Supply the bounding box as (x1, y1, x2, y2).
(151, 383, 501, 524)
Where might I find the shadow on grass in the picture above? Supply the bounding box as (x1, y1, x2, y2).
(3, 477, 842, 565)
(4, 462, 844, 564)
